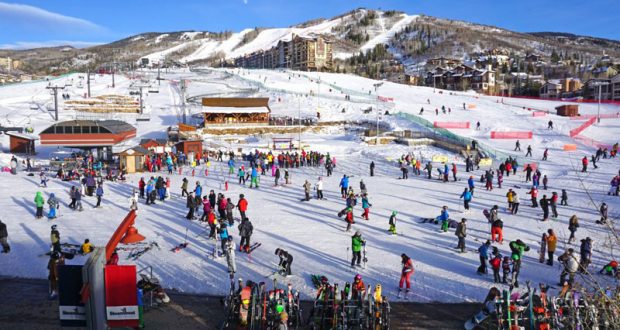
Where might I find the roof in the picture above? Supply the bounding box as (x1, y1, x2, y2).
(44, 120, 136, 134)
(140, 138, 168, 146)
(116, 146, 150, 155)
(5, 132, 38, 140)
(201, 97, 271, 113)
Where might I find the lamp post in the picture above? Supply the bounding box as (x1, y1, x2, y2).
(298, 97, 302, 153)
(373, 82, 384, 145)
(592, 81, 610, 124)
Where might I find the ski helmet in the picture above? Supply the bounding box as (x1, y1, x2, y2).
(392, 211, 397, 216)
(51, 225, 57, 230)
(355, 230, 361, 236)
(275, 304, 284, 314)
(275, 248, 281, 255)
(354, 274, 362, 281)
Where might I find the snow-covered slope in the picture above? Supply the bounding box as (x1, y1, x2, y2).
(137, 10, 418, 64)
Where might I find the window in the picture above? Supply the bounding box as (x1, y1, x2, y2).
(81, 126, 90, 134)
(56, 126, 65, 134)
(64, 127, 72, 134)
(90, 126, 99, 133)
(73, 126, 81, 134)
(41, 126, 55, 134)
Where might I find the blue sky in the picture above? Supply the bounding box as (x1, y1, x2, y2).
(0, 0, 618, 49)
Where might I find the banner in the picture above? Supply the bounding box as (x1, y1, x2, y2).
(434, 121, 470, 129)
(58, 265, 86, 327)
(569, 117, 596, 137)
(490, 131, 533, 139)
(105, 265, 138, 328)
(532, 111, 547, 117)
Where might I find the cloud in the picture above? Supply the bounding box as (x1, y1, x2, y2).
(0, 40, 103, 50)
(243, 0, 248, 4)
(0, 2, 103, 31)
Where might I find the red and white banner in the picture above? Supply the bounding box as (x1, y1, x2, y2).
(490, 131, 533, 139)
(434, 121, 471, 129)
(105, 265, 138, 328)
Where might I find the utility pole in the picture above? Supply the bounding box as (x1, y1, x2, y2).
(180, 79, 187, 124)
(46, 85, 65, 121)
(138, 86, 145, 115)
(86, 69, 91, 98)
(373, 82, 383, 145)
(298, 97, 302, 153)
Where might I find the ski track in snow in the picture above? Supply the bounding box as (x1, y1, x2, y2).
(0, 68, 618, 303)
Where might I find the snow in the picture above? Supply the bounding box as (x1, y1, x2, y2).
(360, 14, 418, 52)
(182, 29, 254, 63)
(154, 34, 169, 44)
(0, 67, 619, 303)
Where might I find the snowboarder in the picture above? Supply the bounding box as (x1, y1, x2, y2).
(370, 161, 375, 176)
(0, 220, 10, 253)
(47, 193, 59, 219)
(545, 229, 557, 266)
(275, 248, 293, 276)
(388, 211, 397, 234)
(238, 217, 253, 253)
(224, 237, 237, 277)
(34, 191, 45, 219)
(568, 215, 579, 243)
(477, 240, 491, 274)
(399, 254, 414, 297)
(460, 188, 472, 211)
(455, 218, 467, 253)
(351, 231, 364, 268)
(539, 233, 547, 264)
(315, 177, 324, 200)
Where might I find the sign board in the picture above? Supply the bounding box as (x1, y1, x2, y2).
(58, 265, 86, 327)
(105, 265, 138, 328)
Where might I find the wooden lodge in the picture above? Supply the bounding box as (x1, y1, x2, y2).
(201, 98, 270, 125)
(6, 132, 37, 154)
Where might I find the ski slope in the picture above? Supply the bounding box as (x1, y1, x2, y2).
(0, 68, 618, 303)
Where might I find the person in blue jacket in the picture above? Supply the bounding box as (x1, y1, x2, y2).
(339, 175, 349, 198)
(443, 163, 449, 182)
(477, 240, 491, 274)
(95, 184, 104, 208)
(250, 166, 259, 188)
(460, 188, 472, 211)
(228, 158, 235, 174)
(219, 222, 229, 252)
(468, 176, 476, 196)
(145, 179, 155, 205)
(436, 206, 450, 232)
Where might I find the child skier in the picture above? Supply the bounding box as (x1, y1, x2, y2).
(436, 206, 450, 232)
(361, 194, 372, 220)
(345, 207, 354, 232)
(399, 254, 414, 297)
(490, 251, 502, 283)
(502, 256, 512, 283)
(388, 211, 397, 234)
(34, 191, 45, 219)
(47, 193, 59, 219)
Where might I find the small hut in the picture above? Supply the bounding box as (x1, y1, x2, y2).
(116, 146, 149, 174)
(556, 105, 579, 117)
(6, 132, 37, 154)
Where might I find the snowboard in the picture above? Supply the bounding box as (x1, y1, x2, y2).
(170, 242, 188, 253)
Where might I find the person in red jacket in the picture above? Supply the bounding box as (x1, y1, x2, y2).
(345, 208, 354, 232)
(527, 186, 539, 207)
(138, 177, 145, 199)
(451, 163, 457, 182)
(581, 156, 589, 172)
(237, 194, 248, 220)
(399, 254, 414, 297)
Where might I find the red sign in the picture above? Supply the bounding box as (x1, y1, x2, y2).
(105, 265, 138, 328)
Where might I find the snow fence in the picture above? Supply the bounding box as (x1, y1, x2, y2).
(490, 131, 533, 139)
(569, 117, 596, 138)
(433, 121, 470, 129)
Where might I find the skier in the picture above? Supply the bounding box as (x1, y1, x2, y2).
(95, 184, 103, 208)
(399, 254, 414, 297)
(598, 202, 608, 224)
(315, 177, 324, 200)
(361, 194, 372, 220)
(237, 194, 248, 220)
(511, 192, 520, 214)
(550, 192, 558, 218)
(218, 222, 230, 252)
(238, 167, 246, 185)
(548, 120, 553, 130)
(186, 192, 196, 220)
(181, 177, 189, 197)
(490, 251, 502, 283)
(226, 198, 235, 226)
(344, 207, 355, 232)
(129, 189, 139, 211)
(224, 237, 236, 278)
(476, 121, 481, 130)
(275, 248, 293, 276)
(540, 195, 549, 221)
(560, 189, 568, 205)
(74, 187, 83, 211)
(249, 166, 259, 188)
(351, 231, 364, 268)
(477, 240, 491, 274)
(238, 217, 253, 253)
(545, 229, 557, 266)
(451, 163, 457, 181)
(542, 148, 548, 161)
(303, 180, 312, 201)
(50, 224, 60, 253)
(47, 193, 59, 220)
(455, 218, 467, 253)
(370, 161, 375, 176)
(0, 220, 9, 253)
(579, 237, 592, 273)
(491, 218, 503, 244)
(460, 188, 472, 211)
(388, 211, 397, 234)
(40, 171, 48, 188)
(527, 186, 538, 207)
(359, 179, 367, 195)
(581, 156, 588, 172)
(274, 167, 280, 186)
(425, 162, 433, 179)
(514, 140, 521, 151)
(558, 248, 579, 286)
(138, 177, 145, 199)
(468, 176, 475, 196)
(568, 215, 579, 243)
(525, 145, 533, 157)
(509, 240, 529, 288)
(34, 191, 45, 219)
(437, 206, 450, 232)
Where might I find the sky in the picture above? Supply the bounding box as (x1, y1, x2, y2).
(0, 0, 618, 49)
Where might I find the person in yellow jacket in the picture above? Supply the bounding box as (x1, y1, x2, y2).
(545, 229, 557, 266)
(80, 239, 94, 254)
(506, 189, 514, 211)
